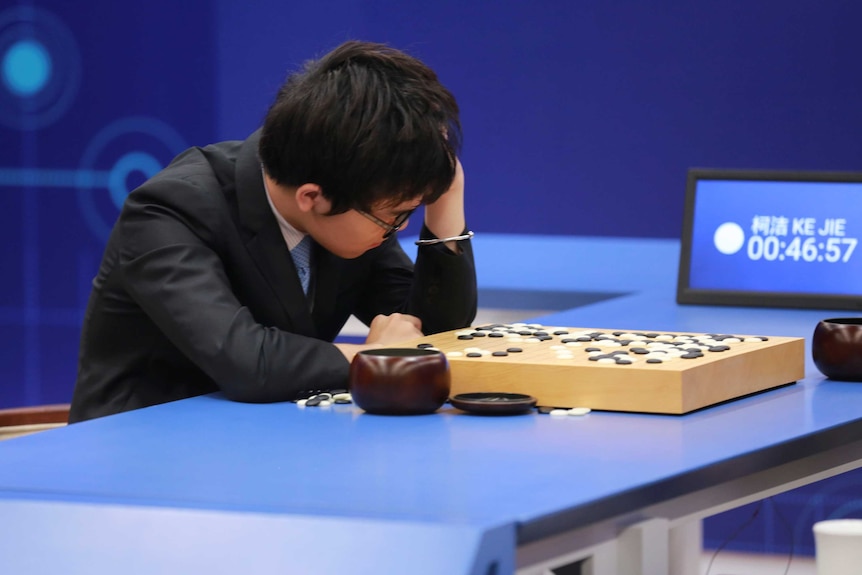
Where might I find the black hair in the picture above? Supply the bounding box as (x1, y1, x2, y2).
(259, 41, 462, 214)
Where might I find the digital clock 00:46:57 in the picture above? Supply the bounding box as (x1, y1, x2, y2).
(747, 236, 858, 263)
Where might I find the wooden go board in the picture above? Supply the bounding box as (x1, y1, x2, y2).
(390, 323, 805, 414)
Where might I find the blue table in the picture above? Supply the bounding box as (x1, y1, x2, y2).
(2, 236, 861, 574)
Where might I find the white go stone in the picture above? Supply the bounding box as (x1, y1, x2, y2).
(549, 409, 569, 417)
(446, 351, 464, 357)
(597, 358, 616, 364)
(724, 337, 742, 343)
(744, 337, 764, 342)
(296, 399, 308, 407)
(568, 407, 591, 416)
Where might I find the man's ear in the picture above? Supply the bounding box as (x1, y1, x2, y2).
(295, 184, 330, 214)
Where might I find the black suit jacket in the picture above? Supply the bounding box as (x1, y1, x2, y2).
(69, 132, 477, 422)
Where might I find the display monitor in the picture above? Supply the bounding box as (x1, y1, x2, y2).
(677, 168, 862, 310)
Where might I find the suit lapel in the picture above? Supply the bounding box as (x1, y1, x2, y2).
(234, 131, 317, 337)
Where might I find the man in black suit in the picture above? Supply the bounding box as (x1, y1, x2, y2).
(69, 41, 477, 422)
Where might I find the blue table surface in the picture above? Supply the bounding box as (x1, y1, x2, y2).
(2, 235, 861, 563)
(2, 296, 862, 539)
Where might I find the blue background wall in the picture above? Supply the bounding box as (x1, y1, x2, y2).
(2, 0, 861, 559)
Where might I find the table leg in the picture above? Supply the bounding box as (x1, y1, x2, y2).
(669, 519, 702, 575)
(616, 518, 669, 575)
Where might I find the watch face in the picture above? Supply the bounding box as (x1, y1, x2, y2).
(677, 169, 862, 310)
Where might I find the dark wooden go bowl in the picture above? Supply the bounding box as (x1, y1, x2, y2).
(349, 348, 451, 415)
(812, 318, 862, 381)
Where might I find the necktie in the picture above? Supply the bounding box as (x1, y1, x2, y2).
(291, 235, 313, 294)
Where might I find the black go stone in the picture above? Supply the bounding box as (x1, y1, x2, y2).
(561, 338, 578, 344)
(471, 332, 487, 337)
(630, 348, 649, 354)
(537, 335, 554, 341)
(537, 406, 556, 414)
(506, 347, 523, 353)
(466, 352, 483, 358)
(708, 345, 730, 352)
(488, 332, 504, 338)
(518, 330, 533, 336)
(681, 352, 703, 359)
(305, 396, 324, 407)
(334, 398, 352, 404)
(576, 336, 593, 342)
(417, 343, 434, 348)
(492, 351, 509, 357)
(616, 359, 633, 365)
(533, 331, 549, 337)
(553, 330, 569, 335)
(458, 335, 474, 340)
(585, 347, 602, 352)
(646, 358, 663, 364)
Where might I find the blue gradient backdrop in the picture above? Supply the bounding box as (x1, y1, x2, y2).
(2, 0, 861, 558)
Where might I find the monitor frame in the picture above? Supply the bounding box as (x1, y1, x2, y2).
(676, 168, 862, 311)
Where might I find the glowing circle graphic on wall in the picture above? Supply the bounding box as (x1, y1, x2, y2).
(2, 39, 52, 96)
(76, 117, 188, 241)
(0, 6, 81, 129)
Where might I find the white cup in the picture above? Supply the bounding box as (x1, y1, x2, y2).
(813, 519, 862, 575)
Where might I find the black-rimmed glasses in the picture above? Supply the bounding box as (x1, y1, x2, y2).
(358, 207, 417, 239)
